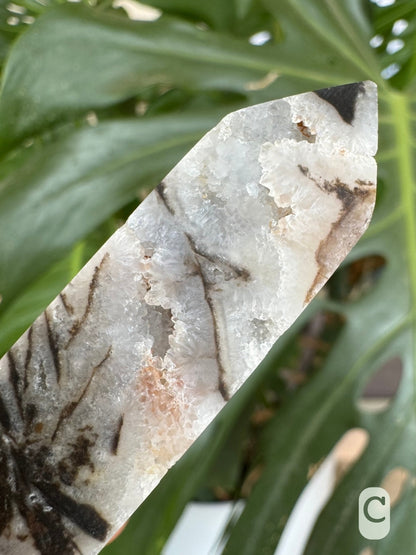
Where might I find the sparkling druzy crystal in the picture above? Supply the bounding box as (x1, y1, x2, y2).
(0, 82, 377, 554)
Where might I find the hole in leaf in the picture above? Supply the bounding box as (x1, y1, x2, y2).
(386, 38, 404, 54)
(7, 2, 25, 14)
(328, 254, 386, 302)
(333, 428, 369, 482)
(249, 30, 272, 46)
(112, 0, 161, 21)
(279, 429, 368, 554)
(244, 71, 278, 91)
(370, 0, 395, 6)
(6, 15, 19, 25)
(240, 465, 263, 497)
(23, 138, 34, 148)
(195, 22, 209, 31)
(359, 548, 374, 555)
(381, 466, 410, 507)
(357, 356, 403, 413)
(279, 311, 345, 390)
(86, 111, 99, 127)
(392, 19, 408, 36)
(135, 100, 148, 116)
(381, 62, 401, 79)
(370, 34, 384, 48)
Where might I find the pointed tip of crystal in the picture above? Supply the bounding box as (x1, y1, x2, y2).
(313, 80, 378, 156)
(315, 82, 367, 124)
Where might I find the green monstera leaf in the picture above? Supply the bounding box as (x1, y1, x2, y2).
(0, 0, 415, 554)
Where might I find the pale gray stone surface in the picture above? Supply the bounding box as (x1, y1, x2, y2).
(0, 82, 377, 554)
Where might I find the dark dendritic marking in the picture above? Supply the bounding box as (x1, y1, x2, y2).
(157, 185, 228, 397)
(314, 82, 364, 125)
(60, 292, 74, 316)
(0, 302, 112, 552)
(156, 182, 251, 282)
(8, 350, 24, 420)
(52, 346, 112, 441)
(185, 234, 234, 402)
(185, 233, 251, 401)
(58, 430, 97, 486)
(25, 402, 38, 435)
(66, 252, 109, 347)
(0, 392, 11, 433)
(156, 181, 252, 401)
(44, 310, 62, 383)
(156, 181, 174, 214)
(10, 442, 109, 550)
(111, 415, 124, 455)
(39, 482, 108, 541)
(0, 419, 109, 554)
(24, 325, 33, 391)
(298, 165, 373, 208)
(0, 447, 12, 536)
(298, 164, 375, 303)
(192, 247, 250, 284)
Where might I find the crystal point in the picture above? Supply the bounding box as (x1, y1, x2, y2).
(0, 82, 377, 554)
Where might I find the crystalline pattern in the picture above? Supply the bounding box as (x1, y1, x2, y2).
(0, 82, 377, 554)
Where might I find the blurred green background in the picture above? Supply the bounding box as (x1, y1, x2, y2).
(0, 0, 415, 553)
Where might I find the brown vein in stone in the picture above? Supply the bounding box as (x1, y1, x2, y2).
(111, 414, 124, 455)
(193, 246, 251, 283)
(156, 184, 230, 400)
(24, 325, 33, 391)
(7, 350, 24, 421)
(60, 293, 74, 316)
(33, 478, 109, 543)
(66, 253, 109, 347)
(52, 346, 112, 441)
(298, 165, 375, 304)
(1, 336, 111, 551)
(156, 182, 250, 281)
(185, 234, 230, 401)
(0, 445, 13, 536)
(10, 441, 108, 551)
(156, 182, 174, 214)
(44, 310, 62, 383)
(9, 445, 83, 555)
(0, 392, 11, 432)
(24, 402, 37, 435)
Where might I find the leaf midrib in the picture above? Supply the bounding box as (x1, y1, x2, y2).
(285, 0, 382, 84)
(390, 91, 416, 409)
(324, 0, 381, 81)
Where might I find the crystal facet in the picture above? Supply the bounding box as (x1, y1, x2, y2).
(0, 82, 377, 554)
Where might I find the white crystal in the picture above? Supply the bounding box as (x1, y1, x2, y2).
(0, 82, 377, 554)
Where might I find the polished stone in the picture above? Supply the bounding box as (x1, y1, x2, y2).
(0, 81, 377, 554)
